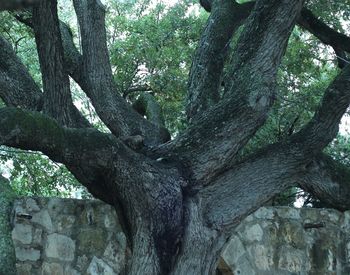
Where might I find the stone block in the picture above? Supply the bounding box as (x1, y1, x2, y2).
(87, 257, 116, 275)
(244, 224, 264, 242)
(12, 223, 32, 244)
(25, 198, 40, 212)
(32, 210, 53, 233)
(42, 262, 64, 275)
(45, 233, 75, 262)
(15, 247, 40, 262)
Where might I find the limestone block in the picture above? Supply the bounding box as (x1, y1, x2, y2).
(32, 210, 53, 233)
(232, 256, 256, 275)
(12, 223, 32, 244)
(87, 257, 116, 275)
(64, 266, 82, 275)
(278, 246, 308, 273)
(276, 207, 300, 220)
(57, 215, 76, 233)
(103, 234, 127, 273)
(15, 247, 40, 261)
(25, 198, 40, 212)
(33, 228, 42, 245)
(42, 262, 64, 275)
(248, 244, 274, 270)
(16, 263, 32, 275)
(45, 233, 75, 262)
(244, 224, 264, 242)
(254, 207, 275, 220)
(320, 209, 341, 223)
(221, 236, 246, 267)
(77, 228, 107, 254)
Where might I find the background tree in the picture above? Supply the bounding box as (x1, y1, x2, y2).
(0, 0, 350, 274)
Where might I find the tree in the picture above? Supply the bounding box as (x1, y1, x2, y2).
(0, 0, 350, 274)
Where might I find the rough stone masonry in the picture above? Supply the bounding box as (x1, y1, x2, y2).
(11, 197, 350, 274)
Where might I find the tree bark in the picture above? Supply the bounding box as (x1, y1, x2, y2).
(32, 0, 89, 128)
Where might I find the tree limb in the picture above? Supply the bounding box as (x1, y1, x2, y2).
(0, 107, 117, 204)
(72, 0, 169, 145)
(0, 106, 184, 271)
(186, 0, 254, 120)
(291, 65, 350, 152)
(0, 36, 42, 111)
(199, 143, 304, 231)
(32, 0, 89, 128)
(156, 0, 304, 184)
(299, 153, 350, 211)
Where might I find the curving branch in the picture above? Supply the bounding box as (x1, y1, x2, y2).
(299, 153, 350, 211)
(32, 0, 89, 128)
(72, 0, 169, 145)
(0, 36, 42, 111)
(186, 0, 254, 120)
(291, 65, 350, 153)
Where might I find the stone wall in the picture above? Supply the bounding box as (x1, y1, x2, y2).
(220, 207, 350, 275)
(11, 197, 350, 274)
(12, 197, 127, 275)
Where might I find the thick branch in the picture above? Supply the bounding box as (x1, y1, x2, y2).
(199, 143, 304, 231)
(0, 107, 183, 272)
(299, 153, 350, 211)
(0, 107, 118, 204)
(32, 0, 89, 128)
(72, 0, 169, 145)
(291, 65, 350, 152)
(186, 0, 254, 120)
(156, 0, 304, 184)
(0, 36, 42, 111)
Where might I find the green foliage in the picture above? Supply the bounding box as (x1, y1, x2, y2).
(106, 0, 206, 133)
(0, 146, 90, 198)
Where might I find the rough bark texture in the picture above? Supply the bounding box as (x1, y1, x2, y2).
(32, 0, 89, 128)
(0, 36, 42, 111)
(1, 0, 350, 274)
